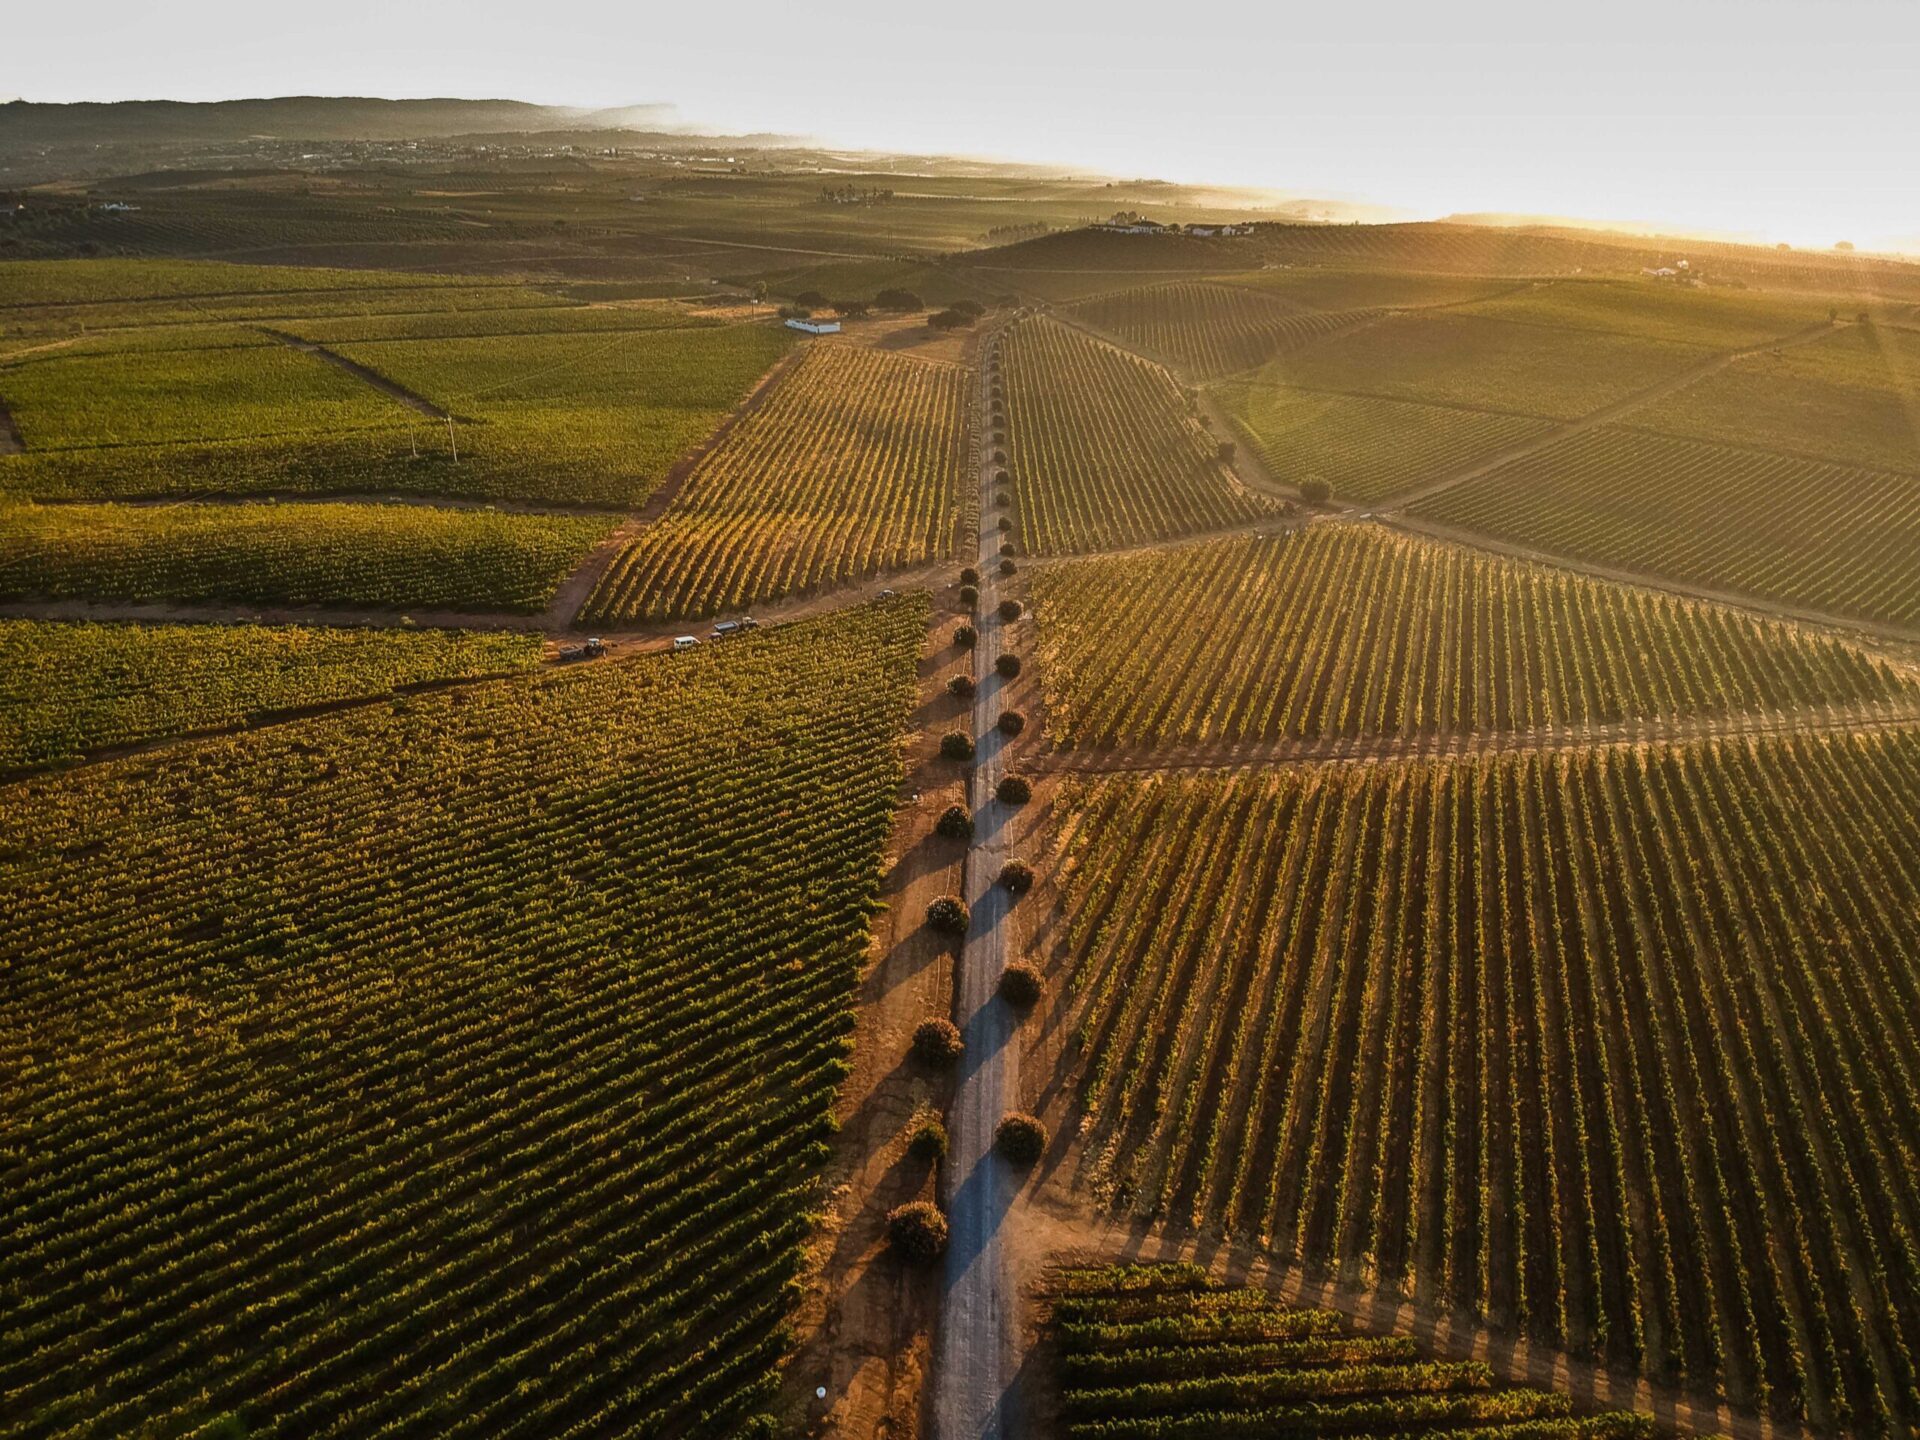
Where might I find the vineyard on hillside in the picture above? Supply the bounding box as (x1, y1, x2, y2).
(1029, 526, 1914, 748)
(1413, 425, 1920, 630)
(0, 598, 925, 1438)
(1046, 1264, 1651, 1439)
(1264, 311, 1713, 421)
(0, 499, 611, 612)
(582, 344, 970, 623)
(998, 316, 1274, 554)
(1046, 732, 1920, 1432)
(0, 619, 540, 771)
(1213, 384, 1553, 502)
(1631, 323, 1920, 475)
(1064, 281, 1375, 379)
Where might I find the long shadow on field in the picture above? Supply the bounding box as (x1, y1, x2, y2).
(944, 1145, 1018, 1280)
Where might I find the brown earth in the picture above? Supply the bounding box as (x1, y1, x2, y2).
(780, 589, 973, 1439)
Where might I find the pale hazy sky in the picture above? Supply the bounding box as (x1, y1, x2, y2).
(9, 0, 1918, 250)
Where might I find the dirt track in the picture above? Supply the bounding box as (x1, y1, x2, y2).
(258, 327, 456, 419)
(1033, 694, 1920, 778)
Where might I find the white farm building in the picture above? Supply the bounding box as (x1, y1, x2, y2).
(785, 317, 841, 335)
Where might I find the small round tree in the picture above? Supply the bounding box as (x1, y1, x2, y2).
(996, 653, 1022, 679)
(995, 1112, 1048, 1165)
(948, 673, 976, 698)
(935, 803, 974, 841)
(999, 557, 1017, 575)
(996, 775, 1033, 805)
(998, 859, 1035, 895)
(998, 709, 1027, 736)
(1298, 475, 1333, 505)
(960, 565, 980, 586)
(887, 1201, 950, 1264)
(994, 469, 1010, 487)
(958, 584, 979, 607)
(999, 959, 1042, 1004)
(926, 894, 970, 934)
(996, 491, 1012, 508)
(1000, 542, 1017, 558)
(998, 598, 1023, 622)
(912, 1016, 964, 1064)
(908, 1116, 950, 1162)
(940, 731, 976, 762)
(997, 516, 1013, 532)
(954, 623, 977, 649)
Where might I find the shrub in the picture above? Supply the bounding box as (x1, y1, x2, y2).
(995, 1112, 1047, 1165)
(996, 653, 1022, 679)
(999, 959, 1042, 1002)
(998, 859, 1035, 895)
(926, 894, 970, 934)
(1217, 440, 1236, 463)
(996, 492, 1012, 508)
(940, 730, 976, 762)
(958, 584, 979, 607)
(912, 1016, 964, 1063)
(994, 470, 1009, 486)
(947, 673, 976, 698)
(954, 623, 978, 649)
(875, 288, 925, 312)
(998, 709, 1027, 736)
(997, 517, 1013, 532)
(960, 566, 980, 586)
(887, 1201, 950, 1264)
(908, 1116, 950, 1162)
(1298, 475, 1333, 505)
(1000, 541, 1017, 557)
(935, 804, 974, 841)
(998, 598, 1024, 622)
(996, 775, 1032, 805)
(952, 299, 986, 318)
(993, 449, 1007, 465)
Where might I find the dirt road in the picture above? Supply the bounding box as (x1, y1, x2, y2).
(932, 330, 1023, 1440)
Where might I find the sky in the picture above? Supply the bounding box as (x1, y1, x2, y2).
(8, 0, 1919, 251)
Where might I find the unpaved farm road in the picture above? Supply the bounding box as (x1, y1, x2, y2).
(1034, 694, 1920, 778)
(933, 326, 1023, 1440)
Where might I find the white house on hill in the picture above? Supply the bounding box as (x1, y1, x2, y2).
(785, 317, 841, 335)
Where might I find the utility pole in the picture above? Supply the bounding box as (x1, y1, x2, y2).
(446, 415, 459, 462)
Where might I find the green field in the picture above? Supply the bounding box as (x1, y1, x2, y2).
(1029, 526, 1911, 747)
(1414, 425, 1920, 629)
(1048, 732, 1920, 1430)
(0, 500, 611, 612)
(0, 618, 541, 770)
(1064, 282, 1364, 380)
(1214, 383, 1553, 502)
(1458, 279, 1831, 349)
(1633, 322, 1920, 473)
(0, 598, 923, 1438)
(1047, 1265, 1651, 1440)
(1260, 311, 1714, 420)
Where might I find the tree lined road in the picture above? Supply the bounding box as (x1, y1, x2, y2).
(932, 332, 1022, 1440)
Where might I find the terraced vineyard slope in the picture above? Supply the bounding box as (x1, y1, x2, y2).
(1213, 385, 1554, 503)
(1046, 1264, 1652, 1439)
(1029, 526, 1913, 748)
(1065, 281, 1375, 379)
(1413, 426, 1920, 630)
(1046, 732, 1920, 1433)
(0, 499, 611, 612)
(583, 343, 969, 623)
(998, 315, 1274, 554)
(0, 618, 540, 771)
(0, 598, 925, 1438)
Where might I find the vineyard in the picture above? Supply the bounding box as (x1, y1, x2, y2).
(1413, 425, 1920, 630)
(0, 597, 926, 1438)
(1212, 384, 1553, 503)
(582, 344, 968, 622)
(0, 499, 611, 612)
(1263, 311, 1713, 420)
(1460, 280, 1830, 351)
(0, 618, 540, 771)
(1046, 1264, 1651, 1439)
(1631, 323, 1920, 475)
(998, 316, 1274, 554)
(1064, 281, 1375, 379)
(1028, 526, 1914, 748)
(1046, 730, 1920, 1432)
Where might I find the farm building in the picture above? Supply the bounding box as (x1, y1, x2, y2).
(785, 317, 841, 335)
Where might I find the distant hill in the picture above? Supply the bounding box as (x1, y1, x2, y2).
(0, 96, 676, 148)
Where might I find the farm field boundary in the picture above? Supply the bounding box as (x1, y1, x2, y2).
(259, 327, 456, 419)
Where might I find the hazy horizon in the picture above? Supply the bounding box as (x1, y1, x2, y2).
(8, 0, 1920, 253)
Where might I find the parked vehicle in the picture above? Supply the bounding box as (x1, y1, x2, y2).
(557, 637, 607, 662)
(673, 635, 700, 652)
